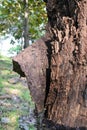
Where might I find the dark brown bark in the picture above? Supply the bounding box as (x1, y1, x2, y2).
(13, 0, 87, 128)
(45, 0, 87, 127)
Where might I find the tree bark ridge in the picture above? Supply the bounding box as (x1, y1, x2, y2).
(13, 0, 87, 128)
(45, 0, 87, 127)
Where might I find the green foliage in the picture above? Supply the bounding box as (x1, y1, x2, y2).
(8, 45, 22, 55)
(29, 0, 47, 39)
(0, 0, 23, 37)
(0, 0, 47, 41)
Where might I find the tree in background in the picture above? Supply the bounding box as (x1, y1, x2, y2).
(23, 0, 29, 48)
(0, 0, 47, 48)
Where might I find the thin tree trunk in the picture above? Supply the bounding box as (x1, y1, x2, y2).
(23, 0, 29, 48)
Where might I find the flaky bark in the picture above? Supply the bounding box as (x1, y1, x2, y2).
(13, 0, 87, 128)
(45, 0, 87, 127)
(13, 38, 50, 113)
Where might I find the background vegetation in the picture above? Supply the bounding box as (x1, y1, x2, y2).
(0, 1, 47, 129)
(0, 55, 35, 130)
(0, 0, 47, 49)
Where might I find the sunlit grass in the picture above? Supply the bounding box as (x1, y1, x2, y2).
(0, 55, 35, 130)
(8, 111, 19, 125)
(0, 77, 4, 89)
(1, 81, 9, 86)
(1, 70, 11, 76)
(0, 110, 19, 130)
(21, 89, 31, 101)
(5, 88, 21, 95)
(0, 55, 11, 62)
(29, 125, 36, 130)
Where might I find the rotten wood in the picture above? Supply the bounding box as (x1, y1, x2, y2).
(13, 0, 87, 128)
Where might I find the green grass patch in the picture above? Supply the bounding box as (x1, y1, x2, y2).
(0, 55, 35, 130)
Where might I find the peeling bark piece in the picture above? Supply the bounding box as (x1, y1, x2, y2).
(12, 38, 49, 113)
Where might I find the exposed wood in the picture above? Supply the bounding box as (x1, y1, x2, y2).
(13, 0, 87, 128)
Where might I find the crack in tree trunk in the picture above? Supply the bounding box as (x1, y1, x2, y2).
(45, 0, 87, 127)
(13, 0, 87, 128)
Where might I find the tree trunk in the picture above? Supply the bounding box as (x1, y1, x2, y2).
(23, 0, 29, 48)
(45, 0, 87, 127)
(13, 0, 87, 128)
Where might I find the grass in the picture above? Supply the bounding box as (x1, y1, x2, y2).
(0, 55, 35, 130)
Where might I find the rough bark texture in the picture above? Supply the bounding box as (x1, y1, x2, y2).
(45, 0, 87, 127)
(13, 0, 87, 128)
(13, 37, 51, 113)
